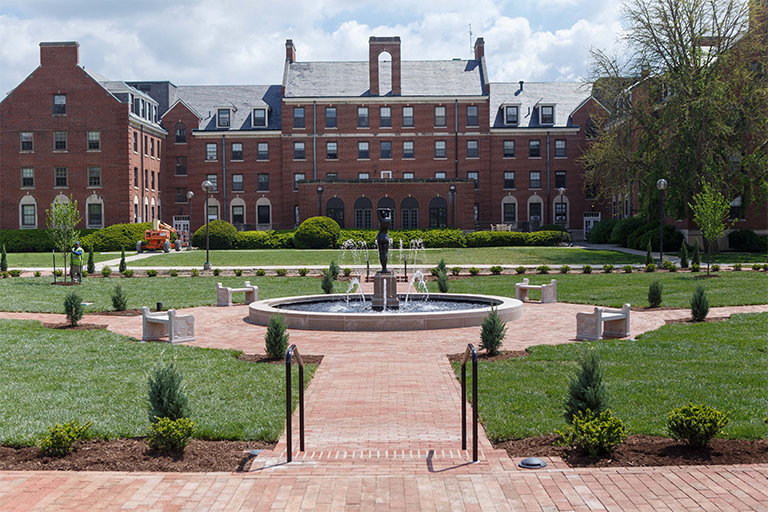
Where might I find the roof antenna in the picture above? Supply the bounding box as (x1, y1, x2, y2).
(468, 24, 473, 55)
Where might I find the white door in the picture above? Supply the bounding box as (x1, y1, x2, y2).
(173, 216, 190, 246)
(583, 212, 601, 236)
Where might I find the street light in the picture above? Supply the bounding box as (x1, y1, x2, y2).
(186, 191, 194, 248)
(656, 178, 668, 265)
(201, 180, 215, 270)
(449, 184, 457, 228)
(316, 184, 324, 217)
(557, 187, 565, 245)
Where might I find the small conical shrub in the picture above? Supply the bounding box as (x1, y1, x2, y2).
(648, 281, 663, 308)
(329, 260, 340, 280)
(147, 361, 189, 423)
(321, 269, 334, 294)
(0, 244, 7, 272)
(645, 239, 654, 265)
(692, 240, 701, 266)
(265, 314, 289, 359)
(691, 285, 709, 322)
(64, 291, 84, 326)
(437, 258, 447, 274)
(112, 284, 128, 311)
(119, 247, 127, 273)
(564, 349, 608, 424)
(87, 246, 96, 274)
(480, 307, 507, 356)
(436, 270, 449, 293)
(680, 244, 689, 268)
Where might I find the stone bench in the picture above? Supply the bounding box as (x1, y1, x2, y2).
(576, 304, 630, 341)
(142, 307, 195, 344)
(216, 281, 259, 307)
(515, 278, 557, 303)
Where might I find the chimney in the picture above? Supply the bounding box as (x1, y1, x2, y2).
(40, 42, 79, 68)
(519, 80, 524, 91)
(369, 36, 401, 96)
(473, 37, 485, 60)
(285, 39, 296, 63)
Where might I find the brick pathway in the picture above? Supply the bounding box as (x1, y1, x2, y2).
(1, 299, 767, 510)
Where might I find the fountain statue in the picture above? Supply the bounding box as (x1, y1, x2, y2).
(376, 209, 390, 271)
(372, 208, 399, 311)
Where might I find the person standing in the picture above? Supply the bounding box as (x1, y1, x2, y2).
(71, 241, 84, 284)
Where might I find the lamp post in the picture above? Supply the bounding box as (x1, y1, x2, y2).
(316, 184, 324, 217)
(557, 187, 565, 245)
(186, 190, 194, 248)
(201, 180, 214, 270)
(656, 178, 668, 265)
(449, 184, 457, 228)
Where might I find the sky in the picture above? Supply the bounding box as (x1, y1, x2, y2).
(0, 0, 625, 96)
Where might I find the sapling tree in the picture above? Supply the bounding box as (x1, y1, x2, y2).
(689, 181, 734, 275)
(46, 197, 81, 278)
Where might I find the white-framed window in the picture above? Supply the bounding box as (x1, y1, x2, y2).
(380, 141, 392, 159)
(357, 107, 369, 128)
(504, 105, 519, 125)
(403, 106, 414, 127)
(175, 156, 187, 176)
(403, 172, 414, 180)
(468, 171, 479, 189)
(555, 171, 567, 189)
(55, 167, 68, 188)
(20, 132, 33, 151)
(380, 107, 391, 128)
(206, 143, 217, 161)
(555, 139, 566, 158)
(257, 200, 271, 225)
(21, 168, 34, 188)
(503, 200, 516, 223)
(503, 140, 515, 158)
(529, 140, 541, 158)
(217, 108, 231, 128)
(257, 142, 269, 160)
(87, 131, 100, 150)
(434, 106, 446, 127)
(435, 172, 446, 179)
(175, 123, 186, 143)
(540, 105, 555, 125)
(232, 174, 244, 192)
(467, 140, 478, 158)
(358, 172, 369, 180)
(232, 204, 245, 225)
(88, 167, 101, 187)
(529, 171, 541, 189)
(54, 131, 67, 151)
(435, 141, 446, 159)
(381, 171, 392, 179)
(294, 141, 305, 160)
(503, 172, 515, 189)
(88, 203, 103, 227)
(403, 141, 414, 159)
(294, 173, 305, 191)
(206, 174, 218, 191)
(22, 204, 36, 227)
(293, 107, 305, 128)
(253, 108, 267, 127)
(325, 107, 337, 128)
(232, 142, 243, 160)
(150, 138, 155, 157)
(208, 204, 219, 222)
(258, 173, 269, 191)
(358, 141, 369, 159)
(466, 105, 478, 127)
(326, 141, 338, 159)
(53, 94, 66, 115)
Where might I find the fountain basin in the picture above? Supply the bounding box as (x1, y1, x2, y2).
(248, 293, 523, 331)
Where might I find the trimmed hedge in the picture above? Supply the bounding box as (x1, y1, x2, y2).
(191, 220, 238, 250)
(234, 230, 295, 249)
(337, 229, 467, 248)
(609, 216, 646, 246)
(728, 229, 768, 252)
(630, 224, 684, 252)
(80, 223, 152, 252)
(585, 219, 618, 244)
(294, 217, 341, 249)
(0, 228, 98, 253)
(464, 230, 570, 247)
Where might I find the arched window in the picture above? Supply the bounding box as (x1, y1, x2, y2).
(19, 194, 38, 228)
(501, 195, 517, 224)
(150, 197, 156, 222)
(400, 197, 419, 229)
(133, 195, 140, 223)
(231, 198, 246, 227)
(527, 195, 544, 228)
(256, 197, 271, 227)
(553, 195, 569, 228)
(326, 197, 344, 228)
(377, 197, 396, 228)
(174, 122, 187, 143)
(354, 197, 373, 229)
(86, 193, 105, 228)
(207, 197, 220, 222)
(429, 197, 447, 228)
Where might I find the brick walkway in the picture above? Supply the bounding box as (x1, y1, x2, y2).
(1, 298, 767, 510)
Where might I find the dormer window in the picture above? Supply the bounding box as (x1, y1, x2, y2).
(540, 105, 555, 125)
(504, 105, 519, 125)
(253, 108, 267, 127)
(218, 109, 231, 128)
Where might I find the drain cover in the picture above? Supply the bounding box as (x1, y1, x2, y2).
(249, 449, 262, 456)
(518, 457, 547, 469)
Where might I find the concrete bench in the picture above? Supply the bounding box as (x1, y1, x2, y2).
(142, 307, 195, 344)
(216, 281, 259, 307)
(576, 304, 631, 341)
(515, 278, 557, 303)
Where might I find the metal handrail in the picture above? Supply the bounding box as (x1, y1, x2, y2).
(461, 343, 479, 462)
(285, 344, 305, 462)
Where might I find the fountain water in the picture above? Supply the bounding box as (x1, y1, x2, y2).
(344, 278, 365, 304)
(404, 270, 429, 306)
(339, 239, 370, 268)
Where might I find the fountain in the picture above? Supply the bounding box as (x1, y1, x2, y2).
(371, 208, 398, 311)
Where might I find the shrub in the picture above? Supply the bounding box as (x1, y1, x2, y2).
(147, 417, 195, 452)
(321, 269, 334, 294)
(451, 267, 461, 276)
(480, 307, 507, 356)
(528, 230, 571, 246)
(112, 284, 128, 311)
(648, 281, 663, 308)
(469, 267, 480, 276)
(668, 404, 729, 447)
(560, 265, 571, 274)
(190, 268, 199, 277)
(146, 269, 158, 277)
(147, 362, 189, 423)
(0, 271, 7, 279)
(646, 239, 654, 265)
(234, 268, 243, 277)
(168, 268, 178, 277)
(564, 348, 608, 424)
(34, 271, 41, 277)
(39, 420, 93, 457)
(609, 216, 646, 246)
(690, 263, 700, 272)
(602, 264, 614, 274)
(0, 244, 6, 272)
(276, 268, 287, 276)
(343, 267, 352, 277)
(191, 220, 238, 250)
(728, 229, 763, 252)
(691, 285, 709, 322)
(558, 410, 628, 456)
(680, 244, 689, 268)
(515, 266, 526, 274)
(256, 269, 266, 276)
(583, 265, 592, 274)
(763, 264, 768, 271)
(711, 264, 720, 272)
(121, 269, 134, 278)
(752, 263, 762, 271)
(666, 262, 678, 272)
(294, 216, 341, 249)
(54, 269, 63, 277)
(646, 263, 658, 272)
(436, 259, 447, 274)
(537, 265, 551, 274)
(118, 248, 127, 273)
(622, 265, 633, 274)
(235, 230, 295, 249)
(213, 268, 221, 276)
(585, 218, 618, 244)
(537, 223, 564, 232)
(101, 266, 112, 278)
(329, 260, 340, 280)
(265, 314, 290, 359)
(298, 268, 309, 276)
(631, 224, 684, 252)
(64, 291, 84, 326)
(79, 223, 150, 252)
(732, 263, 742, 271)
(436, 270, 449, 293)
(87, 246, 95, 274)
(490, 265, 503, 275)
(8, 269, 21, 277)
(692, 240, 701, 265)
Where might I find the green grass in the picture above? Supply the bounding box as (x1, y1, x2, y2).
(456, 312, 768, 442)
(0, 319, 316, 446)
(130, 247, 646, 267)
(674, 251, 768, 264)
(3, 252, 122, 268)
(441, 272, 768, 308)
(0, 275, 340, 313)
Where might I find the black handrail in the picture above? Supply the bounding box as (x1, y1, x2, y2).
(285, 344, 305, 462)
(461, 343, 479, 462)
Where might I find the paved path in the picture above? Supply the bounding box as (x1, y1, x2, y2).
(1, 299, 768, 510)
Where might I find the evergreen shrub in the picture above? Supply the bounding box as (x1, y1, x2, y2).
(112, 284, 128, 311)
(64, 292, 84, 326)
(294, 217, 341, 249)
(191, 220, 238, 249)
(147, 362, 189, 423)
(265, 314, 289, 359)
(147, 417, 195, 452)
(564, 349, 608, 424)
(480, 307, 507, 356)
(648, 281, 662, 308)
(668, 404, 729, 447)
(691, 285, 709, 322)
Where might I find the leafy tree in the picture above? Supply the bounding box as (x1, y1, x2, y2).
(689, 180, 734, 274)
(46, 197, 81, 277)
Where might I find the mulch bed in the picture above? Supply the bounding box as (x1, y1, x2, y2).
(239, 353, 324, 365)
(42, 323, 109, 331)
(446, 350, 529, 363)
(90, 309, 143, 317)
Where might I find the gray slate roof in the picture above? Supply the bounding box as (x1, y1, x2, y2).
(284, 60, 485, 97)
(171, 85, 282, 131)
(489, 82, 594, 128)
(82, 67, 156, 104)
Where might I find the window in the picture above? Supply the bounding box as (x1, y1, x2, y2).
(467, 140, 478, 158)
(529, 140, 541, 158)
(87, 131, 100, 150)
(434, 106, 446, 127)
(326, 173, 337, 181)
(144, 169, 148, 189)
(175, 188, 187, 203)
(206, 174, 218, 191)
(294, 173, 305, 191)
(540, 105, 554, 124)
(503, 202, 516, 222)
(503, 172, 515, 189)
(403, 141, 414, 159)
(20, 132, 33, 151)
(174, 123, 186, 143)
(88, 203, 103, 227)
(403, 172, 414, 179)
(468, 171, 479, 189)
(354, 200, 373, 229)
(55, 167, 67, 187)
(529, 202, 542, 221)
(358, 141, 369, 159)
(218, 109, 230, 128)
(401, 197, 419, 229)
(326, 141, 338, 159)
(207, 205, 219, 222)
(133, 131, 138, 151)
(503, 140, 515, 158)
(151, 171, 155, 190)
(22, 204, 36, 227)
(358, 172, 370, 180)
(253, 108, 266, 127)
(54, 131, 67, 151)
(357, 107, 369, 127)
(435, 140, 446, 159)
(257, 142, 269, 160)
(22, 168, 34, 188)
(206, 143, 217, 160)
(325, 107, 337, 128)
(380, 107, 391, 127)
(53, 94, 66, 115)
(232, 205, 245, 225)
(144, 135, 148, 156)
(380, 141, 392, 159)
(403, 106, 414, 127)
(429, 197, 448, 228)
(294, 142, 305, 160)
(555, 140, 566, 158)
(232, 142, 243, 160)
(157, 140, 161, 158)
(555, 202, 567, 224)
(175, 156, 187, 176)
(555, 171, 566, 189)
(232, 174, 244, 192)
(466, 105, 478, 127)
(258, 205, 270, 224)
(88, 167, 101, 187)
(258, 173, 269, 191)
(529, 171, 541, 189)
(150, 138, 155, 157)
(505, 105, 518, 125)
(729, 196, 743, 219)
(381, 171, 392, 179)
(134, 167, 138, 187)
(293, 107, 305, 128)
(435, 172, 446, 179)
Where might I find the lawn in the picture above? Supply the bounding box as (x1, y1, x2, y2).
(3, 251, 123, 268)
(0, 319, 316, 446)
(456, 312, 768, 442)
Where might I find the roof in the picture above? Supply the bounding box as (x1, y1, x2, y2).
(284, 60, 485, 98)
(82, 67, 156, 104)
(171, 85, 282, 131)
(489, 82, 594, 128)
